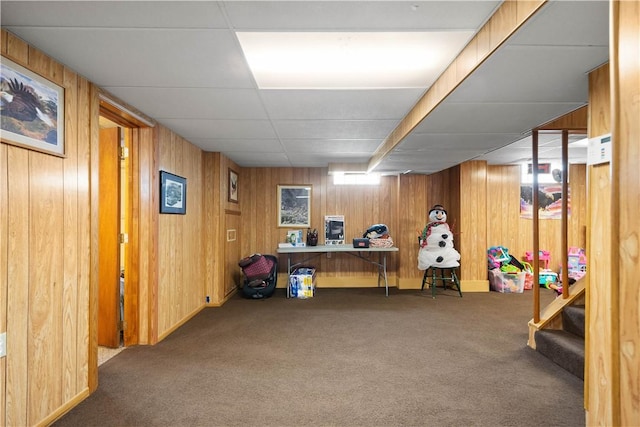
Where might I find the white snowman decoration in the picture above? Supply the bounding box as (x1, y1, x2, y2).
(417, 205, 461, 270)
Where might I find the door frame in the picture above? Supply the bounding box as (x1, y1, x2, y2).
(90, 90, 155, 392)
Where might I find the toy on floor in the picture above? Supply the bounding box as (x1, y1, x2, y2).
(488, 246, 511, 269)
(524, 249, 551, 269)
(540, 269, 562, 295)
(417, 204, 460, 270)
(566, 246, 587, 281)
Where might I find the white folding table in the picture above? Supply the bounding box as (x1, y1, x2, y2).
(276, 244, 399, 297)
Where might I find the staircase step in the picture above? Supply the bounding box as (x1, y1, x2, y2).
(563, 304, 585, 338)
(535, 329, 584, 380)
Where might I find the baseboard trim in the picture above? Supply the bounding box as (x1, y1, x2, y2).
(38, 388, 90, 427)
(158, 305, 206, 342)
(397, 277, 489, 292)
(461, 280, 489, 292)
(274, 274, 488, 292)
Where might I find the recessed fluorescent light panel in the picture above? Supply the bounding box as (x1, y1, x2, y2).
(236, 31, 473, 89)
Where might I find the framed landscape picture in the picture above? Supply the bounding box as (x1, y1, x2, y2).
(1, 56, 65, 157)
(277, 185, 311, 228)
(160, 171, 187, 214)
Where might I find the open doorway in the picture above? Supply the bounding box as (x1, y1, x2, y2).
(96, 94, 153, 364)
(97, 118, 129, 363)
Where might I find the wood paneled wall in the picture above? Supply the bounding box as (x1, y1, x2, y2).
(203, 152, 242, 305)
(126, 127, 158, 345)
(1, 30, 92, 426)
(586, 63, 614, 424)
(586, 1, 640, 423)
(487, 163, 587, 269)
(458, 161, 487, 287)
(487, 165, 522, 252)
(396, 174, 430, 280)
(2, 30, 213, 424)
(156, 126, 205, 340)
(396, 161, 588, 291)
(611, 1, 640, 423)
(239, 168, 400, 286)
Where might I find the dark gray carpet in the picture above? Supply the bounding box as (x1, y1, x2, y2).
(55, 288, 584, 427)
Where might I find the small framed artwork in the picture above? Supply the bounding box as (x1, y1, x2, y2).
(0, 56, 65, 157)
(228, 168, 239, 203)
(277, 185, 312, 228)
(160, 171, 187, 214)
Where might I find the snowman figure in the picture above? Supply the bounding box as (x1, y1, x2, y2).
(418, 205, 461, 270)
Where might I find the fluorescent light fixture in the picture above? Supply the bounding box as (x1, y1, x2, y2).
(333, 172, 380, 185)
(236, 31, 474, 89)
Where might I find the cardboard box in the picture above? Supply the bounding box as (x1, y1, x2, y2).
(488, 269, 525, 293)
(289, 267, 316, 299)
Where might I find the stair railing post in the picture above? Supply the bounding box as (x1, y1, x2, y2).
(533, 130, 540, 323)
(561, 130, 569, 299)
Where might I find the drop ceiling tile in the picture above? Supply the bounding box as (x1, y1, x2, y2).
(280, 139, 382, 153)
(274, 120, 397, 139)
(4, 27, 254, 88)
(509, 0, 609, 47)
(397, 133, 523, 152)
(286, 152, 370, 166)
(159, 119, 276, 140)
(188, 138, 283, 153)
(224, 151, 292, 167)
(105, 87, 267, 120)
(386, 148, 486, 163)
(0, 1, 228, 28)
(413, 102, 585, 134)
(261, 89, 423, 120)
(224, 1, 500, 30)
(447, 45, 607, 104)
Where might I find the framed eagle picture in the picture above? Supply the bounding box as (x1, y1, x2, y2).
(228, 168, 238, 203)
(1, 56, 65, 157)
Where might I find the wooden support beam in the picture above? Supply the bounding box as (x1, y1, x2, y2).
(367, 0, 547, 172)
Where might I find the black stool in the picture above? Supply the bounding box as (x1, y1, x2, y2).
(421, 266, 462, 298)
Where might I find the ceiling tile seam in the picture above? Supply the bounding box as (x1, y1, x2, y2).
(102, 85, 259, 90)
(193, 138, 382, 142)
(217, 1, 294, 167)
(2, 25, 231, 31)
